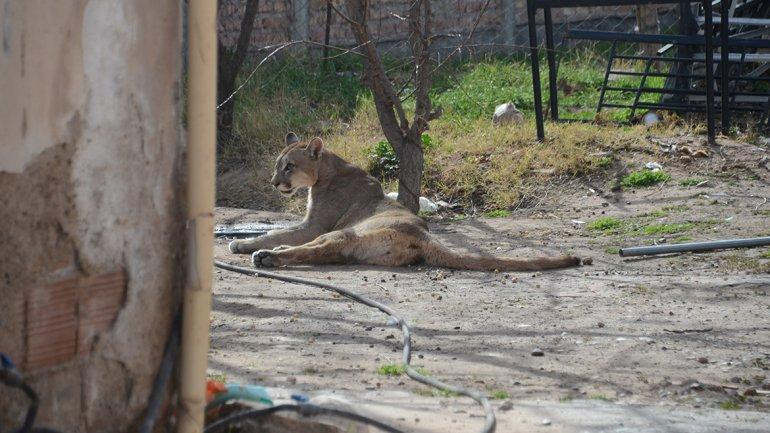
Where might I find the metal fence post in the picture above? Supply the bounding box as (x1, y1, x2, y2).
(503, 0, 517, 50)
(527, 0, 545, 141)
(292, 0, 309, 46)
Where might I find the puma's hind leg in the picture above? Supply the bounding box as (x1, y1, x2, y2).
(252, 228, 423, 268)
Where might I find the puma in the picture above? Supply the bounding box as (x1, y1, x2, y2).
(229, 133, 581, 271)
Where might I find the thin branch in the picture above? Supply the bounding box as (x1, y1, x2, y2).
(217, 41, 299, 109)
(216, 39, 371, 110)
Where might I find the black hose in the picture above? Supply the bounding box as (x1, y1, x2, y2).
(2, 368, 66, 433)
(139, 313, 181, 433)
(203, 404, 405, 433)
(214, 260, 496, 433)
(17, 382, 38, 433)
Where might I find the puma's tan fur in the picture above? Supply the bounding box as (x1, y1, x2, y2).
(229, 133, 581, 271)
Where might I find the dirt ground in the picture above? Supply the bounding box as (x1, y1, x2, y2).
(209, 137, 770, 432)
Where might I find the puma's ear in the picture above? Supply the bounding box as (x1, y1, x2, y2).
(306, 137, 324, 160)
(285, 132, 299, 146)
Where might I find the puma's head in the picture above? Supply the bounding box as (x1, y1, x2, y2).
(270, 132, 325, 196)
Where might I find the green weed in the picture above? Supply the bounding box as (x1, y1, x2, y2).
(637, 209, 667, 218)
(642, 223, 694, 235)
(621, 170, 671, 188)
(662, 204, 690, 212)
(490, 390, 510, 400)
(377, 363, 406, 376)
(207, 373, 227, 383)
(720, 400, 741, 410)
(484, 209, 512, 218)
(596, 156, 614, 168)
(588, 394, 612, 402)
(680, 178, 705, 187)
(587, 217, 624, 233)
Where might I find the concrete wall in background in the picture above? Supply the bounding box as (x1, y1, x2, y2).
(0, 0, 184, 431)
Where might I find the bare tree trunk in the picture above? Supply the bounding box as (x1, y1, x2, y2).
(395, 135, 424, 213)
(217, 0, 259, 141)
(635, 5, 659, 57)
(333, 0, 436, 213)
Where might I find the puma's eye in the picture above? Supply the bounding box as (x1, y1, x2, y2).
(284, 163, 294, 172)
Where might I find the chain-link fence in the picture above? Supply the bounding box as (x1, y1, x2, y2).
(218, 0, 681, 58)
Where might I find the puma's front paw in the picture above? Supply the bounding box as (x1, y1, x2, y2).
(229, 240, 245, 254)
(252, 250, 278, 267)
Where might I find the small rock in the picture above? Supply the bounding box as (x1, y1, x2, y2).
(642, 111, 661, 126)
(542, 418, 552, 426)
(531, 348, 545, 357)
(499, 401, 513, 411)
(645, 161, 663, 171)
(581, 257, 593, 266)
(698, 357, 708, 364)
(743, 388, 758, 396)
(492, 102, 524, 126)
(598, 322, 605, 328)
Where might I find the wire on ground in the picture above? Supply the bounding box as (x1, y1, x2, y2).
(213, 260, 496, 433)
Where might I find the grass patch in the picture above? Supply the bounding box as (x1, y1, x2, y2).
(642, 222, 694, 235)
(596, 156, 614, 168)
(489, 390, 510, 400)
(604, 246, 620, 255)
(759, 250, 770, 259)
(435, 389, 461, 398)
(377, 363, 429, 376)
(662, 204, 690, 213)
(680, 178, 705, 187)
(587, 217, 624, 233)
(720, 255, 770, 273)
(621, 170, 671, 188)
(412, 387, 460, 398)
(207, 373, 227, 383)
(637, 209, 667, 218)
(588, 394, 612, 402)
(219, 51, 682, 209)
(377, 363, 407, 376)
(672, 235, 693, 243)
(720, 400, 742, 410)
(484, 209, 512, 218)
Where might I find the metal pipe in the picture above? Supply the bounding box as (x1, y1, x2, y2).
(544, 7, 558, 121)
(178, 0, 217, 432)
(720, 0, 730, 132)
(704, 0, 716, 144)
(527, 0, 545, 141)
(619, 236, 770, 257)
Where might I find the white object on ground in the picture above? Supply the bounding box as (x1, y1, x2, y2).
(643, 111, 661, 126)
(492, 102, 524, 126)
(386, 192, 439, 213)
(645, 162, 663, 171)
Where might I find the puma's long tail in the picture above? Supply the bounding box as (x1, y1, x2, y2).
(422, 237, 581, 271)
